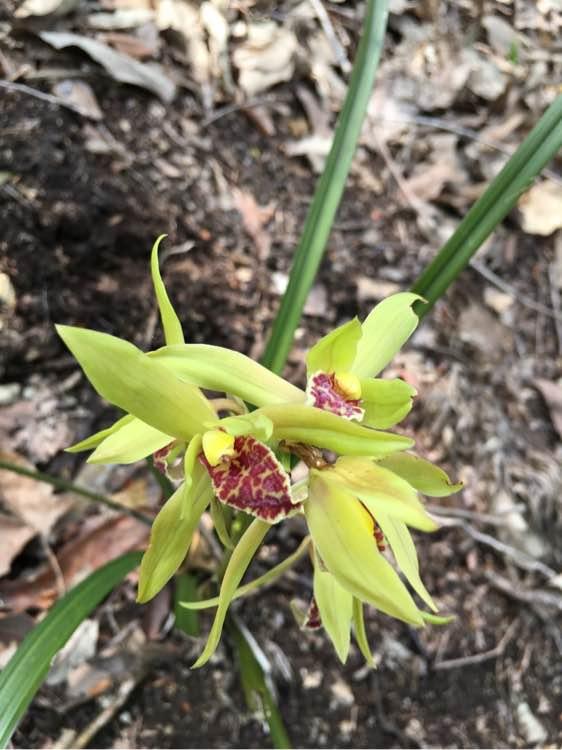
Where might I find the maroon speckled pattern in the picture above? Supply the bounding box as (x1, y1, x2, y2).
(306, 371, 364, 421)
(200, 435, 295, 523)
(303, 597, 322, 630)
(153, 442, 175, 475)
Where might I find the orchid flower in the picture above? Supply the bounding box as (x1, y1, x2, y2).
(57, 237, 461, 667)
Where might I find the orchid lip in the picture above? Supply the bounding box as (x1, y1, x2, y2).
(200, 434, 296, 523)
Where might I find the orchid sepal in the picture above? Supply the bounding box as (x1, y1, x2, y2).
(192, 518, 270, 668)
(305, 473, 424, 626)
(324, 456, 438, 532)
(137, 463, 213, 603)
(56, 325, 217, 440)
(378, 452, 463, 497)
(150, 234, 184, 346)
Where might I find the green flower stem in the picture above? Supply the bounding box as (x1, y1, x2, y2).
(182, 536, 312, 610)
(411, 94, 562, 316)
(261, 0, 390, 374)
(0, 458, 152, 526)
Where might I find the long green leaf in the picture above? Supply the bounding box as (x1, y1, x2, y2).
(411, 94, 562, 314)
(0, 552, 141, 748)
(261, 0, 389, 374)
(229, 617, 292, 749)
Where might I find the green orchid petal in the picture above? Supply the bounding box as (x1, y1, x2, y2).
(181, 537, 311, 610)
(325, 457, 437, 532)
(255, 405, 414, 457)
(150, 234, 184, 346)
(137, 463, 212, 603)
(378, 452, 463, 497)
(88, 418, 172, 464)
(305, 474, 423, 626)
(313, 548, 353, 663)
(352, 293, 423, 378)
(375, 513, 437, 612)
(352, 597, 374, 668)
(151, 344, 304, 408)
(219, 413, 274, 442)
(210, 496, 234, 550)
(360, 378, 417, 429)
(182, 434, 203, 518)
(65, 414, 133, 453)
(306, 318, 362, 375)
(421, 611, 456, 625)
(192, 518, 270, 668)
(56, 326, 217, 440)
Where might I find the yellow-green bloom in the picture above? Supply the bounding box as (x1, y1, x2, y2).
(57, 236, 462, 668)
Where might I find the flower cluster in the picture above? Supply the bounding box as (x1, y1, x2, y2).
(58, 236, 461, 667)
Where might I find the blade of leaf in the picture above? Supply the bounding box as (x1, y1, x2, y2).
(411, 94, 562, 315)
(0, 551, 141, 749)
(150, 234, 184, 346)
(174, 573, 200, 637)
(229, 617, 292, 750)
(261, 0, 390, 374)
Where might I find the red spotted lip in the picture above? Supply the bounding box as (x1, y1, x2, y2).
(200, 434, 296, 523)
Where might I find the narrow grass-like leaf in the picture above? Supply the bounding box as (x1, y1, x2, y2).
(174, 573, 200, 637)
(0, 552, 141, 749)
(229, 617, 292, 750)
(261, 0, 389, 374)
(411, 94, 562, 314)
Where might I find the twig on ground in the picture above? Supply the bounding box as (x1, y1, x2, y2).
(428, 503, 526, 527)
(436, 514, 558, 579)
(308, 0, 351, 74)
(372, 114, 562, 186)
(39, 537, 67, 598)
(433, 617, 518, 671)
(484, 571, 562, 654)
(0, 79, 90, 118)
(470, 258, 562, 323)
(484, 571, 562, 613)
(60, 675, 142, 749)
(547, 263, 562, 353)
(201, 94, 291, 128)
(0, 458, 153, 526)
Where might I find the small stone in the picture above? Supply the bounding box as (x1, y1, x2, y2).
(300, 668, 322, 689)
(0, 383, 20, 406)
(484, 287, 513, 315)
(516, 702, 548, 746)
(356, 276, 401, 301)
(330, 678, 354, 708)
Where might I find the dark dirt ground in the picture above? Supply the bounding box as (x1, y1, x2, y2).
(1, 0, 562, 747)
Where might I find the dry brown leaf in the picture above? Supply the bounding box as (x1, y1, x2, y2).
(0, 450, 74, 534)
(403, 161, 457, 203)
(232, 188, 275, 260)
(157, 0, 211, 92)
(15, 0, 78, 18)
(0, 515, 36, 578)
(39, 31, 176, 102)
(87, 8, 155, 29)
(0, 513, 149, 612)
(534, 379, 562, 438)
(100, 32, 158, 61)
(52, 80, 104, 120)
(233, 21, 297, 97)
(518, 182, 562, 236)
